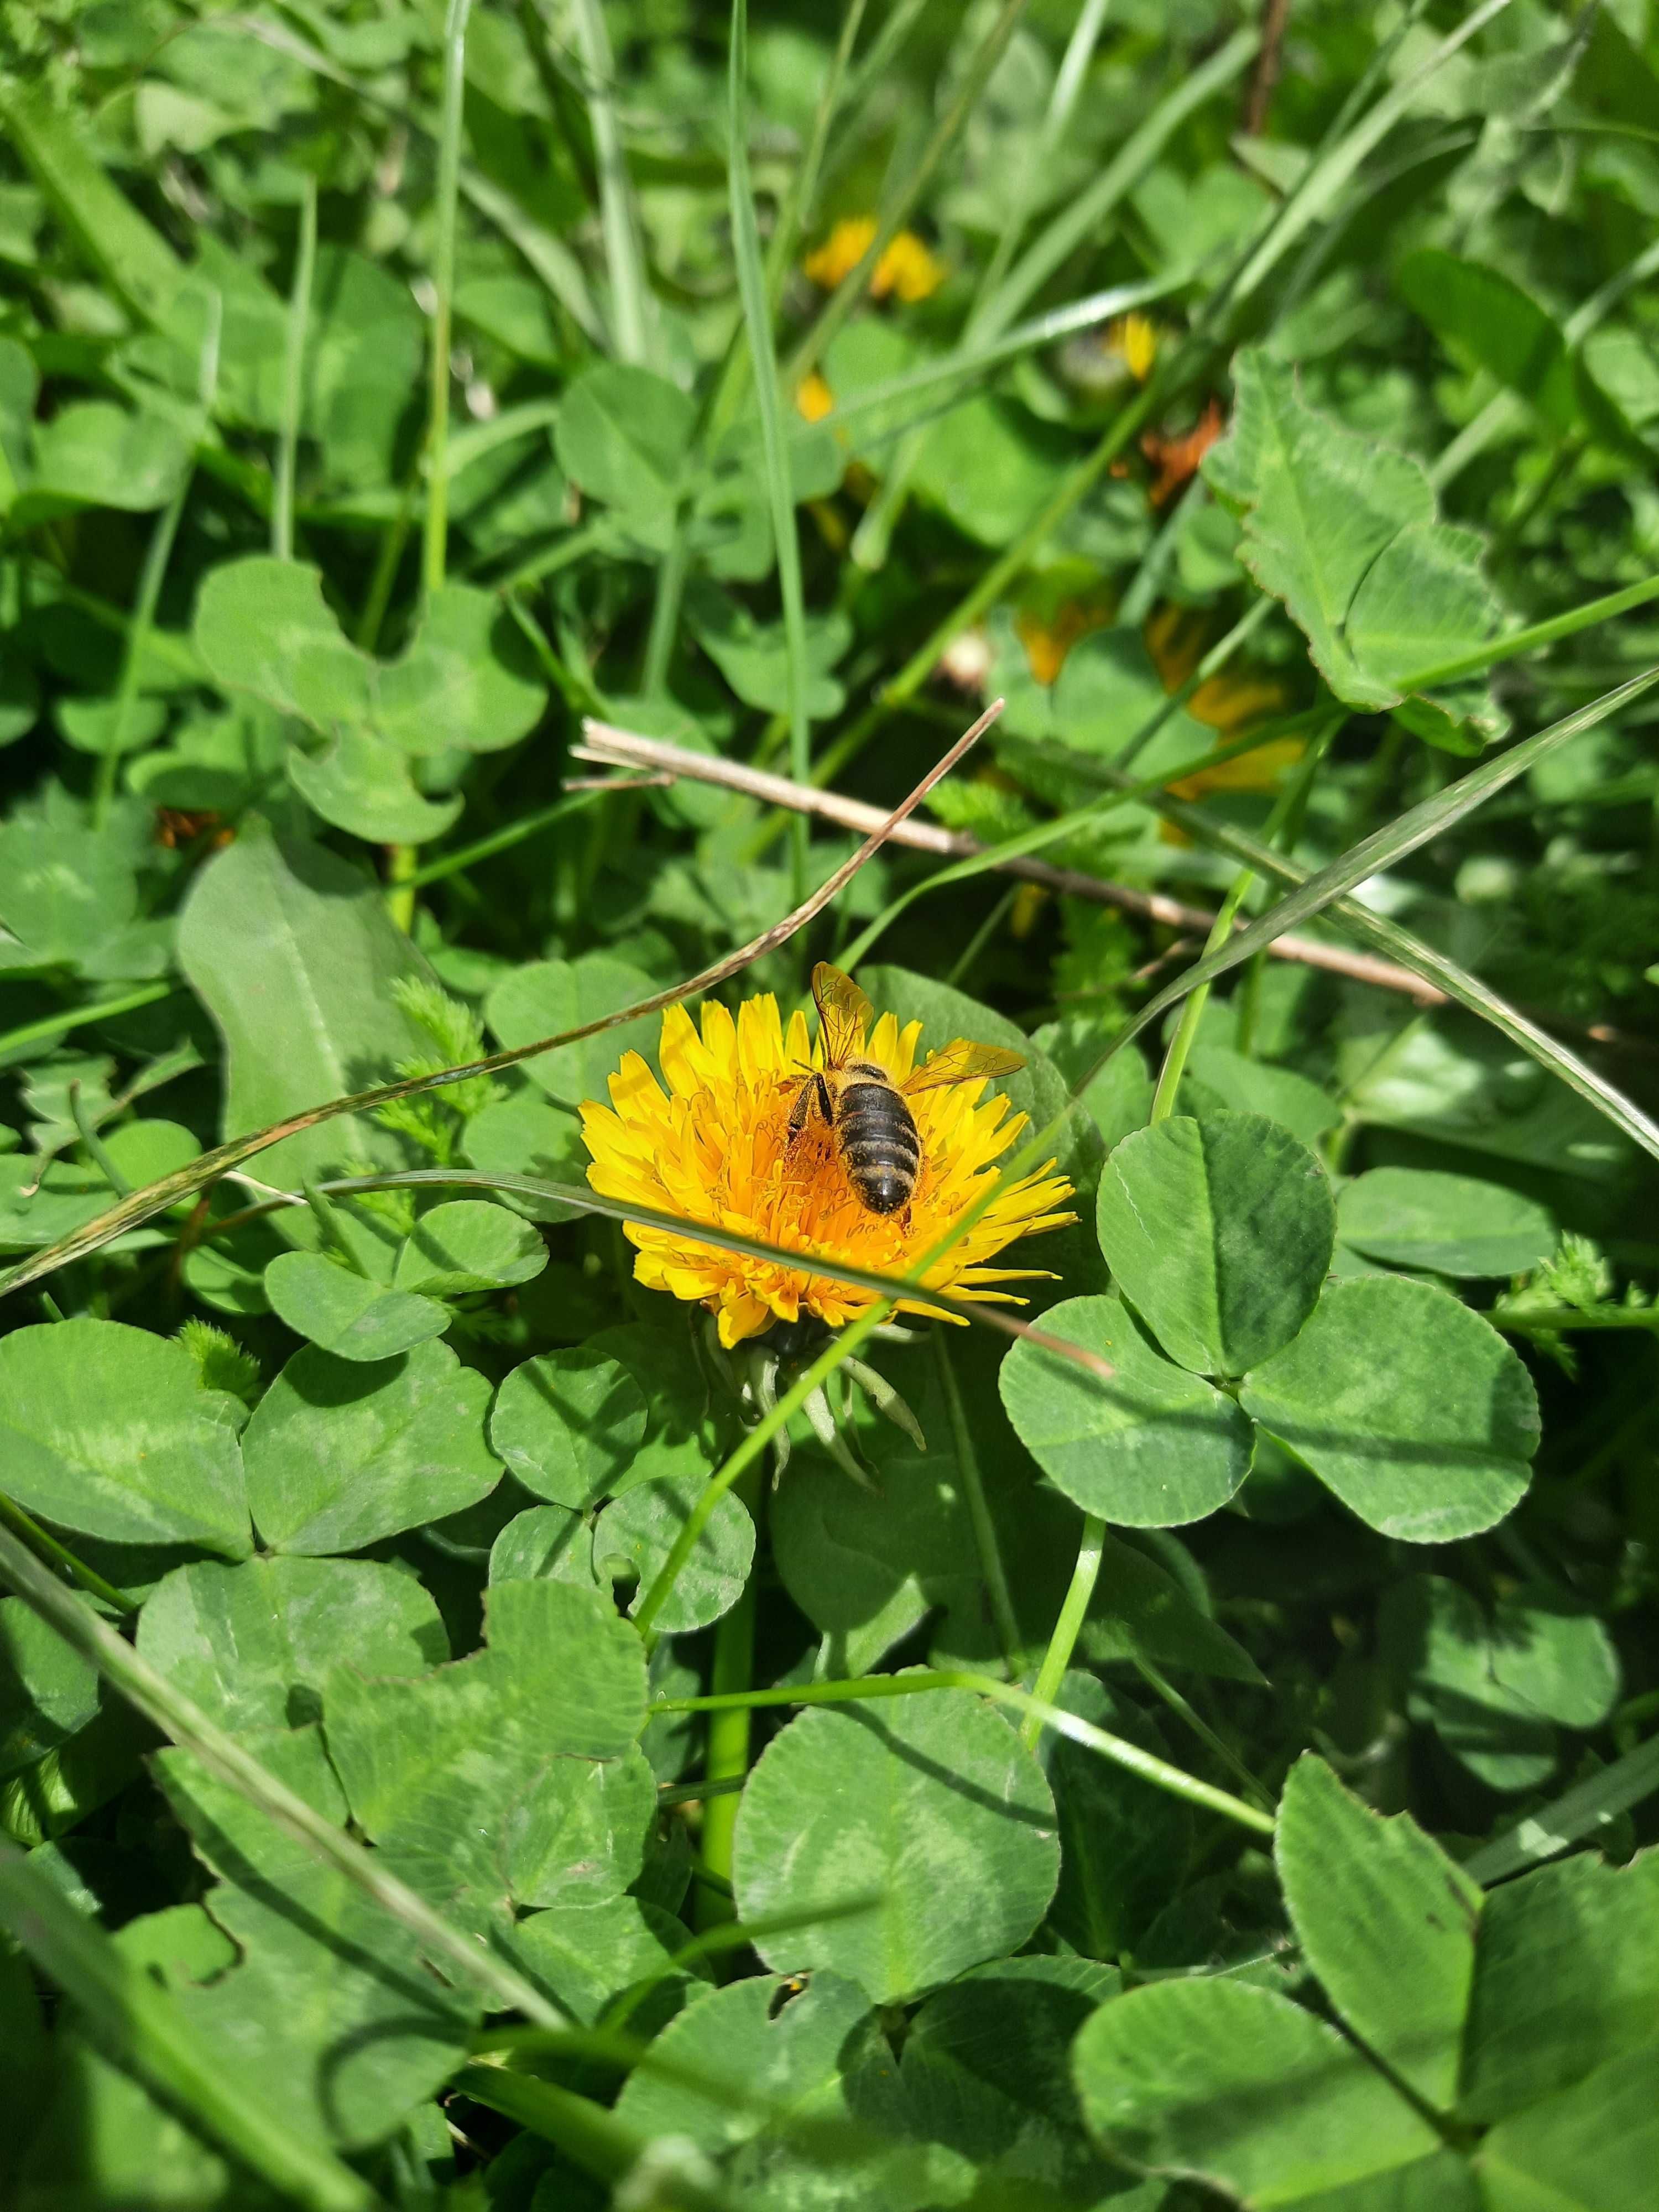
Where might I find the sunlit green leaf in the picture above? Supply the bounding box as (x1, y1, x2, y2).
(242, 1339, 499, 1554)
(1240, 1278, 1538, 1541)
(734, 1688, 1058, 2004)
(0, 1319, 250, 1557)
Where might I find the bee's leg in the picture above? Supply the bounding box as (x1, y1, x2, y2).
(785, 1078, 822, 1164)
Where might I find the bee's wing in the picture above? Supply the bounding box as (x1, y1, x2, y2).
(812, 962, 874, 1068)
(902, 1040, 1026, 1095)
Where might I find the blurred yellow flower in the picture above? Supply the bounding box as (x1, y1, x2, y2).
(804, 216, 947, 304)
(1145, 604, 1297, 839)
(581, 993, 1072, 1350)
(1111, 312, 1157, 382)
(796, 371, 836, 423)
(1016, 597, 1109, 686)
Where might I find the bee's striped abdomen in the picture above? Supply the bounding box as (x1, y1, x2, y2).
(836, 1078, 920, 1215)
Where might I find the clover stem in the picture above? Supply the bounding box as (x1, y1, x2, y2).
(1149, 874, 1253, 1124)
(385, 839, 418, 933)
(1021, 1515, 1105, 1749)
(695, 1464, 763, 1939)
(0, 1491, 137, 1617)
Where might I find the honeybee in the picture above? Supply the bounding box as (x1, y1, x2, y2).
(787, 963, 1026, 1217)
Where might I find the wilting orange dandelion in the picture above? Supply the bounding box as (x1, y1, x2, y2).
(581, 991, 1073, 1350)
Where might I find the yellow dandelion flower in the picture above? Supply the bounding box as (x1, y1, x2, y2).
(803, 217, 946, 304)
(873, 231, 946, 303)
(1145, 604, 1298, 841)
(1016, 597, 1109, 686)
(796, 371, 835, 424)
(1110, 312, 1157, 382)
(804, 216, 877, 289)
(581, 991, 1074, 1350)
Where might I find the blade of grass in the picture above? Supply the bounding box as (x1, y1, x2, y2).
(1397, 570, 1659, 690)
(0, 1522, 570, 2030)
(0, 1841, 385, 2212)
(0, 982, 180, 1061)
(973, 0, 1113, 316)
(568, 0, 650, 363)
(935, 1327, 1024, 1673)
(405, 785, 610, 887)
(456, 2059, 727, 2208)
(1010, 730, 1659, 1168)
(830, 711, 1326, 972)
(761, 0, 868, 306)
(1147, 716, 1339, 1120)
(1465, 1734, 1659, 1885)
(273, 175, 317, 565)
(632, 1301, 893, 1631)
(0, 1490, 138, 1615)
(805, 366, 1172, 794)
(234, 10, 605, 343)
(707, 0, 869, 445)
(808, 271, 1185, 440)
(421, 0, 472, 597)
(1432, 233, 1659, 492)
(654, 1670, 1275, 1836)
(728, 0, 811, 906)
(1222, 0, 1515, 321)
(90, 484, 189, 831)
(93, 296, 220, 831)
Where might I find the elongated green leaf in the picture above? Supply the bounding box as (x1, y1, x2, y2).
(175, 823, 429, 1193)
(728, 0, 811, 866)
(1467, 1736, 1659, 1885)
(0, 84, 187, 330)
(1399, 250, 1577, 431)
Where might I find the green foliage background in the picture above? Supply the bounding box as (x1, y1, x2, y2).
(0, 2, 1657, 2208)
